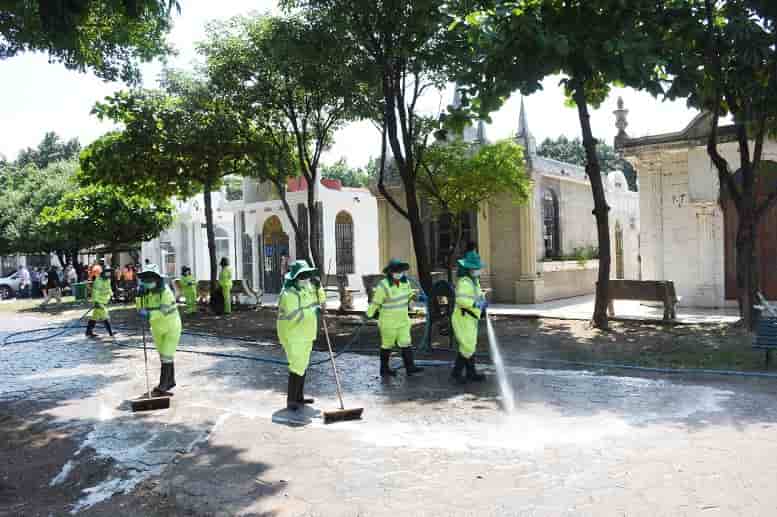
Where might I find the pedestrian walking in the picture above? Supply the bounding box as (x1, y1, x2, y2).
(18, 265, 30, 299)
(366, 258, 425, 377)
(86, 268, 113, 338)
(41, 266, 62, 306)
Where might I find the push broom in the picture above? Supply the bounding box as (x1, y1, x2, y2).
(320, 261, 363, 424)
(131, 298, 170, 412)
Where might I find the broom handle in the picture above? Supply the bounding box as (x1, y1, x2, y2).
(141, 295, 151, 398)
(322, 259, 345, 410)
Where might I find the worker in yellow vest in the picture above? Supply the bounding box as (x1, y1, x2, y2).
(277, 260, 326, 410)
(219, 257, 233, 315)
(366, 258, 424, 377)
(137, 263, 182, 396)
(451, 251, 487, 384)
(180, 266, 197, 314)
(86, 268, 113, 338)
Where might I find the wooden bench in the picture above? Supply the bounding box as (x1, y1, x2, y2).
(324, 274, 358, 310)
(230, 279, 262, 307)
(603, 280, 679, 321)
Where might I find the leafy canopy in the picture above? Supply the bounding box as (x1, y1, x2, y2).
(0, 0, 179, 82)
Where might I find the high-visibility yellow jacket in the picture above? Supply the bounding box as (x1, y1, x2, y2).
(277, 284, 326, 345)
(451, 276, 484, 358)
(366, 277, 415, 329)
(136, 286, 181, 329)
(180, 274, 197, 296)
(219, 266, 232, 290)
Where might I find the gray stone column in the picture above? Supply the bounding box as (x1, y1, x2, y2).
(514, 187, 544, 304)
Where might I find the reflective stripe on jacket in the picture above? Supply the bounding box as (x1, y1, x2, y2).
(367, 277, 415, 329)
(277, 285, 326, 345)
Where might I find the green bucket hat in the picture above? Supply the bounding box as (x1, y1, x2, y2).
(285, 260, 318, 281)
(456, 250, 485, 270)
(383, 258, 410, 274)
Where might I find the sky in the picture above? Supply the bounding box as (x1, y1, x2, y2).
(0, 1, 699, 168)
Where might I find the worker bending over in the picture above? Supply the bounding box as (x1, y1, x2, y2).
(137, 264, 182, 396)
(366, 258, 424, 377)
(219, 257, 233, 315)
(277, 260, 326, 411)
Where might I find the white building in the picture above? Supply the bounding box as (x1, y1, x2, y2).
(620, 109, 777, 307)
(142, 176, 380, 295)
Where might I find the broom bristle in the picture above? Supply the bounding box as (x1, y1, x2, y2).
(131, 396, 171, 412)
(323, 407, 363, 424)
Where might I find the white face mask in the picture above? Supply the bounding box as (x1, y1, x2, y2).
(391, 273, 404, 281)
(471, 269, 481, 278)
(298, 279, 311, 289)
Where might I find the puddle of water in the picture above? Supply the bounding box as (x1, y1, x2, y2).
(486, 317, 516, 413)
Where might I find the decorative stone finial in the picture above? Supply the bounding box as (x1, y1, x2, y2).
(613, 96, 629, 149)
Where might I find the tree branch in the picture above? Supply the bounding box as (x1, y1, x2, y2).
(377, 121, 409, 220)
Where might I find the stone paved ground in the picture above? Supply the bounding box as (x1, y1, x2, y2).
(2, 313, 777, 516)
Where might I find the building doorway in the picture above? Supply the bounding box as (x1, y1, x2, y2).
(260, 216, 289, 294)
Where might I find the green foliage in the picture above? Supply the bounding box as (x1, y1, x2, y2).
(537, 136, 638, 191)
(419, 139, 530, 217)
(39, 184, 174, 250)
(320, 158, 373, 188)
(15, 132, 81, 169)
(0, 0, 179, 82)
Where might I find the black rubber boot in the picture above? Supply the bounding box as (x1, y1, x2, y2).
(451, 353, 467, 385)
(401, 348, 424, 375)
(85, 320, 97, 338)
(298, 373, 314, 405)
(379, 349, 397, 377)
(104, 320, 114, 337)
(153, 363, 176, 396)
(286, 373, 302, 411)
(465, 356, 486, 382)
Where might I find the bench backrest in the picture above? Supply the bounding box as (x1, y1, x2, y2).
(607, 280, 678, 303)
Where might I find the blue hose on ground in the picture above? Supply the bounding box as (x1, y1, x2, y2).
(1, 312, 369, 369)
(4, 307, 777, 379)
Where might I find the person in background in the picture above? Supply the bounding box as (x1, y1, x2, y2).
(86, 268, 113, 338)
(30, 267, 41, 298)
(65, 264, 77, 287)
(41, 265, 62, 306)
(18, 265, 30, 299)
(180, 266, 197, 314)
(39, 268, 48, 300)
(219, 257, 233, 315)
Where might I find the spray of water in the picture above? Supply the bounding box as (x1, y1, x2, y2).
(485, 317, 516, 413)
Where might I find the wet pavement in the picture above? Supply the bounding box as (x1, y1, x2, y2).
(2, 315, 777, 516)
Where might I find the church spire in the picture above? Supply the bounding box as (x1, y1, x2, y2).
(515, 97, 536, 156)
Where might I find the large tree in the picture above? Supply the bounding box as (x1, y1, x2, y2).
(280, 0, 462, 292)
(83, 71, 288, 304)
(200, 14, 364, 270)
(0, 0, 178, 82)
(660, 0, 777, 328)
(450, 0, 663, 328)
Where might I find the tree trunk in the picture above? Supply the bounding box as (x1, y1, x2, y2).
(403, 179, 433, 293)
(736, 198, 759, 329)
(306, 183, 322, 271)
(574, 85, 611, 330)
(275, 178, 305, 261)
(202, 181, 219, 308)
(56, 251, 67, 269)
(447, 215, 463, 285)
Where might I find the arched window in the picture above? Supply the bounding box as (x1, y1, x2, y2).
(335, 211, 354, 275)
(543, 189, 560, 258)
